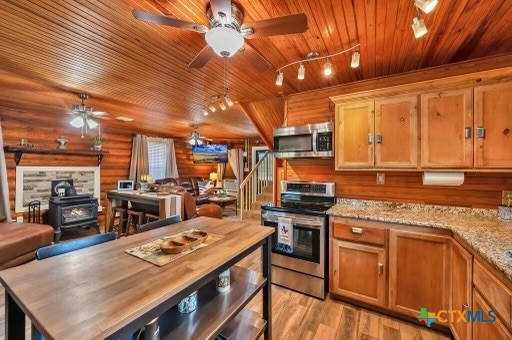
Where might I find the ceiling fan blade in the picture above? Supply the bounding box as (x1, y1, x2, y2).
(209, 0, 232, 25)
(188, 45, 216, 69)
(240, 44, 271, 72)
(242, 13, 308, 39)
(132, 9, 208, 33)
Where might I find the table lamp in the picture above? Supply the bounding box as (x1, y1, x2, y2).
(209, 172, 218, 185)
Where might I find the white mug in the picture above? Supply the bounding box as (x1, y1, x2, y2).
(216, 269, 230, 293)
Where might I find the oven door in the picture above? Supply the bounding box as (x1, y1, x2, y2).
(262, 210, 325, 277)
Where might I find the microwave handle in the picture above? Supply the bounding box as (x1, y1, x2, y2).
(312, 130, 318, 153)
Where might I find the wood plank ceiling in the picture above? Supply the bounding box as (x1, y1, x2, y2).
(1, 0, 511, 140)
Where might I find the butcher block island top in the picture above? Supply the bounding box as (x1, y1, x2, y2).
(0, 217, 274, 339)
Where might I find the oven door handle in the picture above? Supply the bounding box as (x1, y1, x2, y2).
(293, 222, 323, 229)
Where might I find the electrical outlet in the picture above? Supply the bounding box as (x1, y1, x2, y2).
(16, 216, 23, 222)
(376, 173, 385, 185)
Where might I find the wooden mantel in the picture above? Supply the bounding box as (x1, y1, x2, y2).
(4, 145, 108, 166)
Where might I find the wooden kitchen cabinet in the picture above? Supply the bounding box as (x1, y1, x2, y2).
(420, 88, 473, 168)
(335, 101, 374, 168)
(472, 290, 512, 340)
(389, 229, 450, 318)
(450, 240, 472, 340)
(331, 239, 386, 306)
(374, 96, 418, 168)
(474, 82, 512, 168)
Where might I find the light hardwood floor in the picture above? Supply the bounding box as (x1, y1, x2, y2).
(0, 248, 450, 340)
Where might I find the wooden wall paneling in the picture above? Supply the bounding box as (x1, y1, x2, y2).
(286, 160, 512, 209)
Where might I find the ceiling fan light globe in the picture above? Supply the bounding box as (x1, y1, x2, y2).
(189, 139, 196, 145)
(70, 116, 84, 128)
(197, 139, 204, 145)
(205, 26, 244, 57)
(87, 118, 98, 129)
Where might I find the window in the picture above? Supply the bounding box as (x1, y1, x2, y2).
(147, 139, 167, 180)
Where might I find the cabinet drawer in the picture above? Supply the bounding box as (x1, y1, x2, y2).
(332, 222, 386, 246)
(473, 259, 512, 326)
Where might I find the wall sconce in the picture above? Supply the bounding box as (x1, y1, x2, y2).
(275, 44, 360, 86)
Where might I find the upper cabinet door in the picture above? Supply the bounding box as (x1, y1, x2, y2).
(474, 82, 512, 168)
(420, 88, 473, 168)
(335, 101, 374, 169)
(375, 96, 418, 168)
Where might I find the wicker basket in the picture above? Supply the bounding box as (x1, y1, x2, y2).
(498, 205, 512, 220)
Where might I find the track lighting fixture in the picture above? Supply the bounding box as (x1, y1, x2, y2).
(412, 16, 428, 39)
(208, 104, 217, 112)
(297, 63, 305, 80)
(225, 96, 233, 107)
(351, 51, 360, 68)
(275, 71, 284, 86)
(275, 44, 360, 86)
(414, 0, 438, 14)
(219, 102, 226, 111)
(203, 109, 209, 116)
(323, 60, 333, 76)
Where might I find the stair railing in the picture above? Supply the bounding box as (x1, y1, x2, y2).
(239, 151, 274, 220)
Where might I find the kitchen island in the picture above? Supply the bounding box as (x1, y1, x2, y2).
(0, 217, 274, 339)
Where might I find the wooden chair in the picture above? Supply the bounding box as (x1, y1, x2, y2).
(145, 213, 160, 224)
(35, 232, 116, 260)
(138, 215, 182, 232)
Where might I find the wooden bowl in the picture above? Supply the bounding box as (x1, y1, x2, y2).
(160, 231, 208, 254)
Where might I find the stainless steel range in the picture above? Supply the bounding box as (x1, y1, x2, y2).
(261, 180, 335, 299)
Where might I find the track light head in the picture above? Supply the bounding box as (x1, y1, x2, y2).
(219, 102, 226, 111)
(225, 96, 233, 106)
(323, 61, 333, 76)
(203, 109, 209, 116)
(351, 51, 360, 68)
(412, 17, 428, 38)
(208, 104, 217, 112)
(414, 0, 438, 14)
(275, 71, 284, 86)
(297, 63, 305, 80)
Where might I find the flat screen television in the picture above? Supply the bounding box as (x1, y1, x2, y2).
(192, 144, 228, 163)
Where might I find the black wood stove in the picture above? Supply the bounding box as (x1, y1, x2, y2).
(48, 180, 99, 242)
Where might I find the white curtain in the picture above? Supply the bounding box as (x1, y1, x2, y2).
(228, 149, 244, 183)
(165, 138, 179, 178)
(129, 134, 149, 181)
(0, 120, 11, 221)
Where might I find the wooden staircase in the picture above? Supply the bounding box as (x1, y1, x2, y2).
(243, 184, 273, 221)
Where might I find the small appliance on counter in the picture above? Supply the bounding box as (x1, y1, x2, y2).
(261, 180, 336, 299)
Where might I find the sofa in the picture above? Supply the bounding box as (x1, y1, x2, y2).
(0, 217, 54, 270)
(153, 177, 213, 205)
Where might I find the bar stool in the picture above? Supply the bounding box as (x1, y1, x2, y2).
(108, 207, 128, 238)
(145, 213, 160, 224)
(126, 210, 145, 236)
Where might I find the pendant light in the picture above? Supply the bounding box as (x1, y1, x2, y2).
(351, 51, 360, 68)
(323, 60, 333, 76)
(412, 16, 428, 39)
(275, 71, 284, 86)
(297, 63, 305, 80)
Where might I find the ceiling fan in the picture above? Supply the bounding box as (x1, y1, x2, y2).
(188, 125, 212, 145)
(132, 0, 308, 72)
(68, 93, 109, 138)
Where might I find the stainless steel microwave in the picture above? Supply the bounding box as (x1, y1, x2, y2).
(273, 122, 333, 159)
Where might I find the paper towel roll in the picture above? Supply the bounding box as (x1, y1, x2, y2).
(422, 172, 464, 186)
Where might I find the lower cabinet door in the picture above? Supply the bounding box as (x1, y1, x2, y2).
(388, 229, 450, 319)
(450, 240, 472, 340)
(473, 290, 512, 340)
(330, 239, 386, 306)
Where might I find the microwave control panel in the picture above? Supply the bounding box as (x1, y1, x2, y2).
(316, 132, 332, 151)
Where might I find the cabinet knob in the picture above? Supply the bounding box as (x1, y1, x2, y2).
(351, 227, 364, 234)
(378, 263, 384, 275)
(462, 303, 469, 311)
(376, 134, 382, 144)
(368, 134, 373, 144)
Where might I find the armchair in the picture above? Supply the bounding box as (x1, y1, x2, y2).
(182, 192, 222, 220)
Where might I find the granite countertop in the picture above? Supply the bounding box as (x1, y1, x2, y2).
(327, 199, 512, 281)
